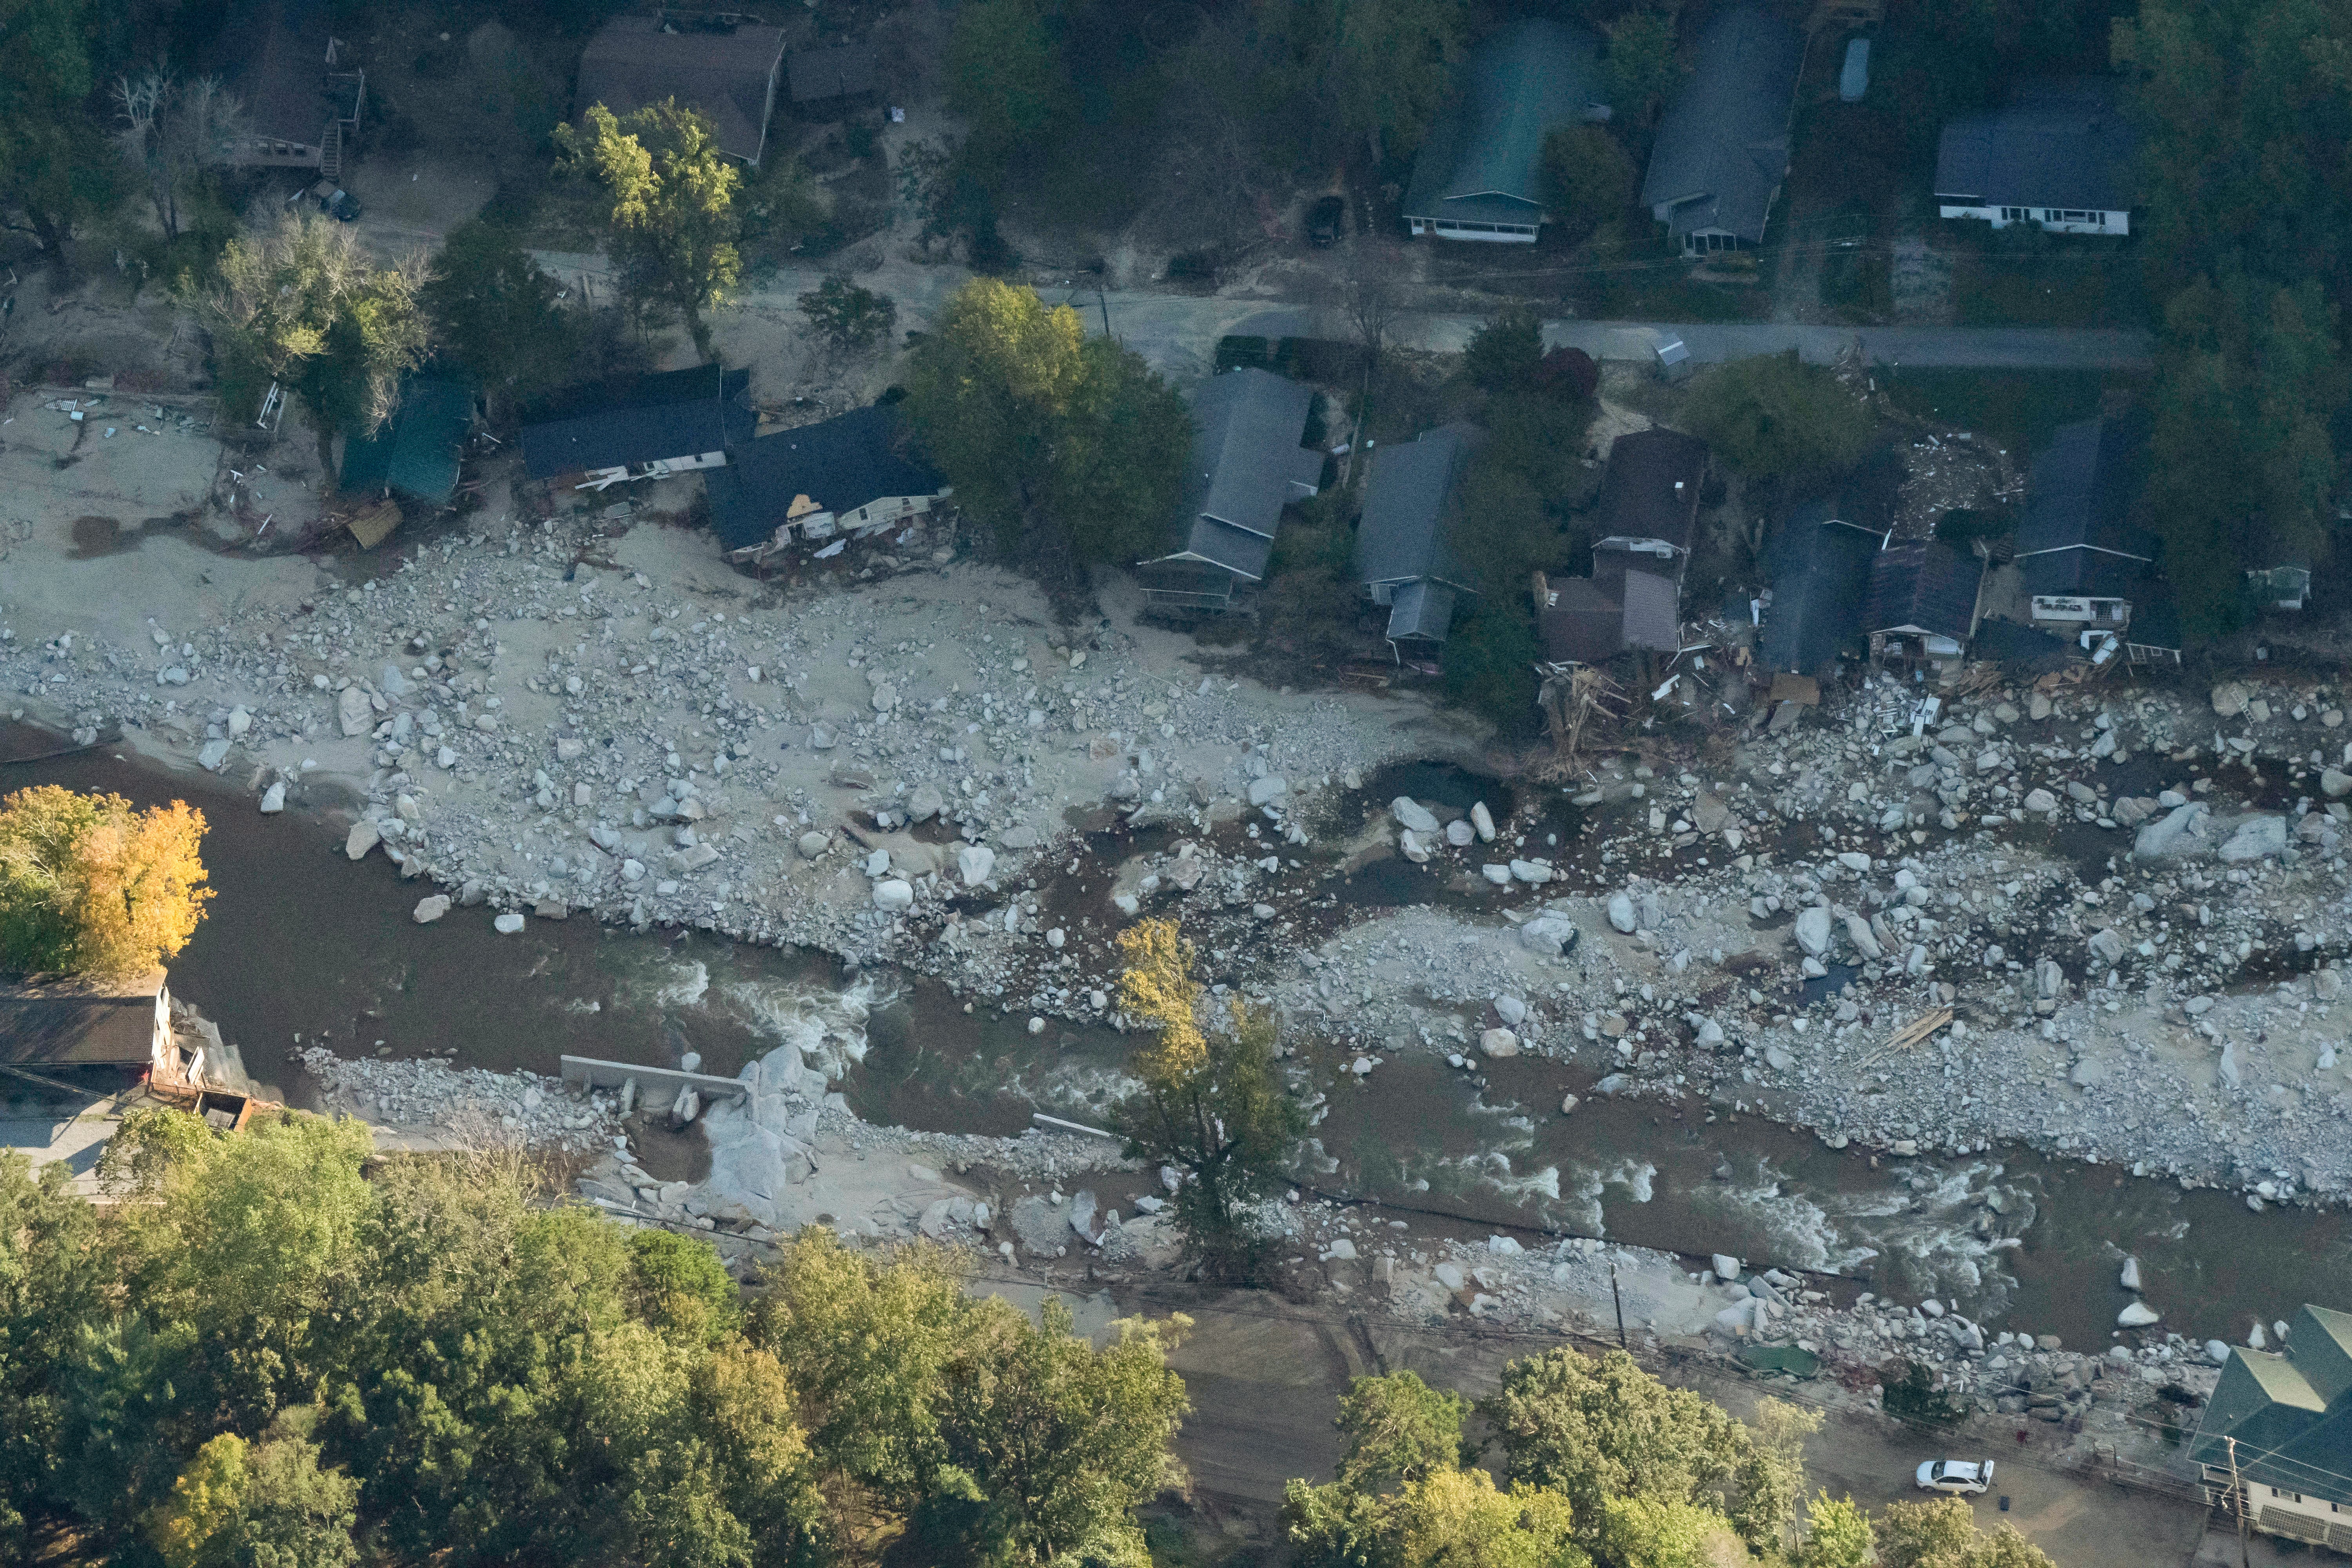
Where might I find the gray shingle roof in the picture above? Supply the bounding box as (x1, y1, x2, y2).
(1387, 580, 1457, 642)
(787, 42, 876, 104)
(1357, 426, 1477, 590)
(704, 403, 941, 550)
(1147, 369, 1321, 581)
(1759, 501, 1882, 674)
(1403, 19, 1604, 230)
(1934, 78, 2136, 213)
(0, 970, 165, 1067)
(519, 365, 753, 479)
(1595, 428, 1708, 553)
(577, 16, 785, 163)
(1865, 541, 1982, 640)
(234, 0, 337, 146)
(2015, 415, 2154, 596)
(1641, 5, 1804, 243)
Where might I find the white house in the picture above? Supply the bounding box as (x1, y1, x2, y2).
(1935, 79, 2135, 237)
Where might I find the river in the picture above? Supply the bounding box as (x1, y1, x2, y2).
(10, 727, 2348, 1350)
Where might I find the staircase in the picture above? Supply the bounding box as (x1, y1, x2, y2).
(321, 119, 343, 183)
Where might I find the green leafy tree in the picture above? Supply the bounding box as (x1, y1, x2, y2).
(1108, 920, 1305, 1282)
(0, 786, 211, 979)
(0, 0, 125, 285)
(1464, 305, 1546, 394)
(1732, 1397, 1821, 1550)
(944, 0, 1065, 176)
(189, 213, 433, 462)
(0, 1152, 111, 1556)
(1604, 8, 1682, 125)
(1441, 603, 1541, 733)
(1332, 1373, 1472, 1495)
(904, 277, 1188, 584)
(1794, 1493, 1874, 1568)
(628, 1226, 744, 1346)
(1681, 352, 1873, 480)
(1876, 1495, 2055, 1568)
(1542, 126, 1636, 236)
(145, 1420, 360, 1568)
(797, 276, 897, 352)
(1265, 0, 1466, 156)
(556, 99, 741, 357)
(422, 219, 574, 414)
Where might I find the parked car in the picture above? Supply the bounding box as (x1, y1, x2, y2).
(1915, 1459, 1994, 1495)
(319, 187, 362, 222)
(1307, 194, 1346, 247)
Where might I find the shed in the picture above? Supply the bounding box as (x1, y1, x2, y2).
(1642, 6, 1805, 254)
(576, 15, 788, 165)
(705, 403, 944, 557)
(1758, 501, 1882, 674)
(1404, 19, 1606, 243)
(339, 377, 474, 505)
(1358, 426, 1480, 645)
(787, 42, 877, 107)
(519, 365, 754, 485)
(1141, 368, 1322, 609)
(0, 969, 174, 1082)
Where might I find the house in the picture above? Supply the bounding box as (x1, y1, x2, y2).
(1592, 428, 1709, 570)
(2249, 562, 2314, 611)
(338, 377, 474, 507)
(1537, 557, 1680, 666)
(705, 403, 945, 562)
(1757, 501, 1883, 675)
(1357, 426, 1479, 650)
(576, 15, 788, 165)
(519, 365, 754, 489)
(1641, 6, 1805, 256)
(787, 42, 877, 112)
(1139, 369, 1323, 611)
(1864, 541, 1984, 667)
(1934, 78, 2136, 236)
(2012, 415, 2153, 630)
(227, 0, 364, 178)
(1404, 19, 1606, 243)
(2191, 1304, 2352, 1552)
(0, 969, 176, 1088)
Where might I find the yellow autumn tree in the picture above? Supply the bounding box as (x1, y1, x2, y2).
(1114, 918, 1207, 1075)
(0, 785, 211, 978)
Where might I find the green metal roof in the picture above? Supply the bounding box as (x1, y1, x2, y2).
(340, 378, 473, 504)
(1404, 19, 1603, 226)
(2190, 1307, 2352, 1506)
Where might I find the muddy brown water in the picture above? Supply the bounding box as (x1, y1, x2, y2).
(6, 730, 2348, 1349)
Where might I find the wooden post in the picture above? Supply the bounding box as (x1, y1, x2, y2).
(2226, 1436, 2251, 1568)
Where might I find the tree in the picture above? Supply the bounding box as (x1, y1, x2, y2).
(0, 1152, 111, 1557)
(1322, 240, 1406, 376)
(903, 278, 1187, 586)
(1681, 353, 1873, 480)
(943, 0, 1065, 177)
(1542, 127, 1636, 236)
(1266, 0, 1466, 157)
(557, 99, 742, 358)
(1464, 305, 1545, 394)
(1108, 919, 1304, 1281)
(797, 276, 897, 353)
(1603, 8, 1682, 126)
(422, 219, 574, 413)
(1731, 1397, 1820, 1551)
(1595, 1493, 1756, 1568)
(0, 786, 211, 979)
(0, 0, 125, 285)
(1876, 1497, 2056, 1568)
(1793, 1493, 1873, 1568)
(113, 70, 243, 244)
(190, 214, 433, 460)
(1441, 603, 1541, 733)
(1333, 1372, 1472, 1495)
(145, 1421, 360, 1568)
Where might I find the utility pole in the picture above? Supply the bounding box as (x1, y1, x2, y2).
(1097, 283, 1112, 341)
(1610, 1261, 1627, 1350)
(2225, 1436, 2252, 1568)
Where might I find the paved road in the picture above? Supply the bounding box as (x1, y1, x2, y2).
(531, 250, 2154, 381)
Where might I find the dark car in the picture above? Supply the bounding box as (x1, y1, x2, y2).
(319, 188, 362, 222)
(1307, 194, 1346, 247)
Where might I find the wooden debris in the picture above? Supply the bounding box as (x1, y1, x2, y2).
(1863, 1006, 1955, 1066)
(345, 498, 401, 549)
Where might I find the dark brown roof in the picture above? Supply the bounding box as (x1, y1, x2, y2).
(1865, 542, 1983, 640)
(1542, 576, 1623, 663)
(0, 970, 166, 1067)
(1541, 554, 1681, 663)
(577, 16, 786, 163)
(235, 0, 338, 146)
(1595, 429, 1708, 553)
(787, 42, 877, 103)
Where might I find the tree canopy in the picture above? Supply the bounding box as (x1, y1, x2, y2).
(556, 99, 742, 358)
(0, 1112, 1194, 1566)
(0, 785, 210, 979)
(0, 0, 123, 283)
(903, 278, 1188, 588)
(422, 219, 575, 412)
(1681, 352, 1874, 482)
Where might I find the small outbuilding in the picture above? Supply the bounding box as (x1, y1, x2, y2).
(576, 14, 789, 165)
(786, 42, 878, 111)
(338, 377, 474, 507)
(1140, 368, 1323, 611)
(0, 969, 176, 1088)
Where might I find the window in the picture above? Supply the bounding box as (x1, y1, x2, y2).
(2001, 207, 2026, 221)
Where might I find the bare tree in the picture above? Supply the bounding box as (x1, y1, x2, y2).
(115, 70, 245, 242)
(1319, 238, 1406, 377)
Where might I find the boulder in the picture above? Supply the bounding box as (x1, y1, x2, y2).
(1399, 829, 1431, 864)
(1493, 995, 1526, 1026)
(493, 912, 526, 935)
(1480, 1028, 1520, 1058)
(1519, 915, 1579, 955)
(1794, 906, 1833, 957)
(1391, 797, 1439, 835)
(1509, 859, 1552, 884)
(1844, 914, 1884, 961)
(2088, 928, 2127, 964)
(258, 781, 286, 814)
(2325, 768, 2352, 800)
(1470, 801, 1496, 842)
(411, 895, 450, 924)
(337, 685, 372, 736)
(1482, 864, 1513, 885)
(906, 783, 944, 822)
(2023, 788, 2059, 814)
(2134, 802, 2210, 859)
(2120, 1256, 2142, 1292)
(1247, 775, 1289, 807)
(1712, 1254, 1741, 1282)
(1445, 818, 1476, 847)
(345, 820, 381, 860)
(197, 738, 230, 771)
(797, 831, 831, 860)
(2212, 682, 2250, 717)
(1607, 892, 1637, 933)
(2219, 815, 2288, 864)
(956, 845, 996, 886)
(873, 878, 915, 911)
(2118, 1301, 2161, 1328)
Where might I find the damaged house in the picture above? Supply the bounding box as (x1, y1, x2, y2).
(1756, 500, 1885, 676)
(706, 402, 946, 563)
(2011, 414, 2154, 633)
(1537, 428, 1708, 666)
(1139, 368, 1323, 612)
(520, 365, 754, 490)
(1866, 539, 1985, 674)
(577, 13, 789, 165)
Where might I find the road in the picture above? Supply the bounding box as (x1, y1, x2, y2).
(528, 250, 2155, 381)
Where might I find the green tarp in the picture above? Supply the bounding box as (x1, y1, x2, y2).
(340, 378, 472, 505)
